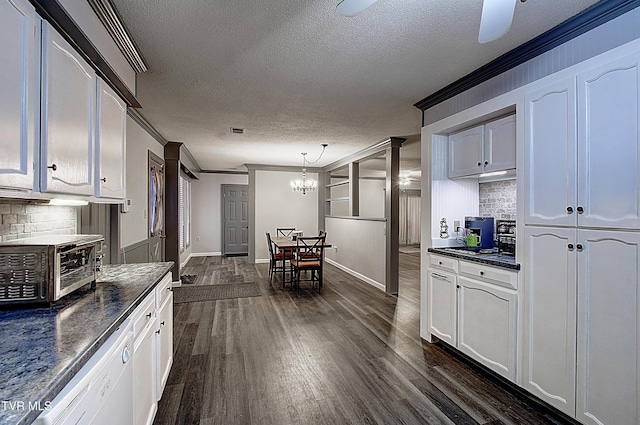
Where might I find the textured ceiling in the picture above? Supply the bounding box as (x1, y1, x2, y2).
(110, 0, 600, 172)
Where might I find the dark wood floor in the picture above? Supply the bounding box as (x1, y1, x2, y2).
(154, 254, 569, 425)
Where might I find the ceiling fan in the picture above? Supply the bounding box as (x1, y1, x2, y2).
(336, 0, 518, 44)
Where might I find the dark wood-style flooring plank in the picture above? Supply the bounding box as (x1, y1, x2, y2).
(154, 253, 572, 425)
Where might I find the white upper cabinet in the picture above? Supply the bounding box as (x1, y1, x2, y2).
(449, 115, 516, 178)
(449, 125, 484, 178)
(41, 23, 95, 196)
(483, 115, 516, 173)
(577, 56, 640, 229)
(96, 80, 126, 199)
(524, 78, 578, 227)
(525, 55, 640, 230)
(0, 0, 39, 192)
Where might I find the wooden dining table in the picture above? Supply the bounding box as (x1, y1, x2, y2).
(270, 237, 331, 286)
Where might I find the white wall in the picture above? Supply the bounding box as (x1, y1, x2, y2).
(191, 173, 248, 255)
(359, 179, 385, 218)
(254, 170, 318, 262)
(120, 116, 164, 248)
(325, 217, 386, 290)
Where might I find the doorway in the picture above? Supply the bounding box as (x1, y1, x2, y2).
(222, 184, 249, 256)
(149, 151, 165, 262)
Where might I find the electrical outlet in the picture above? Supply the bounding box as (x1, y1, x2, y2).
(454, 220, 460, 232)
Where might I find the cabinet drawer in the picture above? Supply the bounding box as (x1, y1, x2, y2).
(429, 254, 458, 273)
(459, 261, 517, 289)
(131, 293, 155, 340)
(155, 273, 173, 307)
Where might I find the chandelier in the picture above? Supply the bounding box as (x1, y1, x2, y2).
(291, 144, 327, 195)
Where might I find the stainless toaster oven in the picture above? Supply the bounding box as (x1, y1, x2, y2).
(0, 234, 104, 306)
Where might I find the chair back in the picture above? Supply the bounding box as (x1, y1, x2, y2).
(318, 230, 326, 238)
(295, 236, 326, 263)
(266, 231, 275, 257)
(276, 227, 296, 238)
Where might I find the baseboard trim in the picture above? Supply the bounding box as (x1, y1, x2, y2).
(190, 252, 223, 257)
(325, 259, 385, 292)
(255, 258, 269, 264)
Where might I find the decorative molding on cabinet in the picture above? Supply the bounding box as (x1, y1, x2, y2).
(414, 0, 640, 117)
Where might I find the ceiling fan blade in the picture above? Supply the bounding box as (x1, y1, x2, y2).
(336, 0, 379, 17)
(478, 0, 516, 43)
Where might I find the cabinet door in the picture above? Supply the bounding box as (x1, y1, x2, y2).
(449, 125, 483, 178)
(576, 230, 640, 425)
(577, 56, 640, 229)
(0, 0, 38, 192)
(521, 226, 576, 416)
(156, 293, 173, 400)
(41, 23, 95, 195)
(427, 269, 457, 346)
(483, 115, 516, 173)
(524, 78, 577, 227)
(457, 276, 517, 381)
(134, 321, 157, 425)
(96, 79, 126, 199)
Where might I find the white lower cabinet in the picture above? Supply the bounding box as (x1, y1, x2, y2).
(427, 269, 457, 346)
(129, 272, 173, 425)
(156, 285, 174, 399)
(457, 276, 517, 381)
(576, 230, 640, 425)
(132, 295, 157, 425)
(522, 227, 640, 424)
(521, 227, 576, 416)
(427, 254, 518, 381)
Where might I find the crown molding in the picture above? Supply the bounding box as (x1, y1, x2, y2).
(86, 0, 148, 73)
(414, 0, 640, 111)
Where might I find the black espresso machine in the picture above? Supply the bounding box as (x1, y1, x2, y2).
(464, 217, 495, 251)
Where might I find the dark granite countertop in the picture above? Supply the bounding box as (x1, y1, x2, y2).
(428, 248, 520, 270)
(0, 262, 174, 425)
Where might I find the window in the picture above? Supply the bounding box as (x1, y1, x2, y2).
(179, 174, 191, 252)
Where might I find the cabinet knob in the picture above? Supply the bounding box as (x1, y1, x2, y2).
(146, 312, 152, 319)
(567, 206, 574, 214)
(577, 206, 584, 214)
(568, 243, 574, 251)
(47, 164, 57, 171)
(479, 271, 484, 276)
(477, 162, 482, 167)
(576, 244, 584, 252)
(156, 329, 161, 334)
(100, 177, 107, 183)
(484, 161, 488, 166)
(160, 321, 166, 326)
(438, 261, 443, 265)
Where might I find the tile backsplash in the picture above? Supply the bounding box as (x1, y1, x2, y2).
(0, 203, 77, 242)
(479, 179, 516, 220)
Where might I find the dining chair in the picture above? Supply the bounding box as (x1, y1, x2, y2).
(266, 231, 293, 287)
(290, 235, 326, 294)
(276, 227, 296, 238)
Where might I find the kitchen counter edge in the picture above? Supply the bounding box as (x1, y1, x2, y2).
(428, 248, 520, 270)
